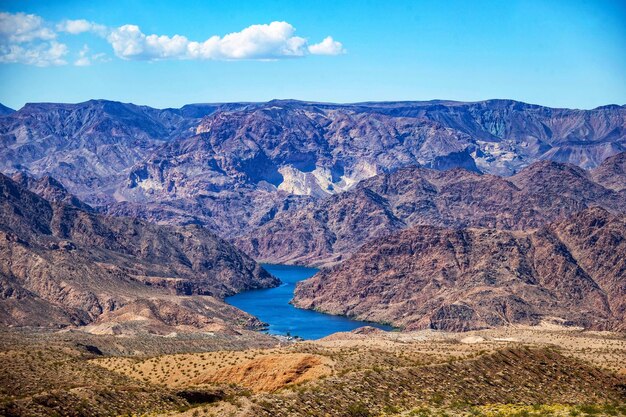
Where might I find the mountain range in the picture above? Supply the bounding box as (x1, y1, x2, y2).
(1, 99, 624, 237)
(0, 98, 625, 333)
(237, 154, 626, 265)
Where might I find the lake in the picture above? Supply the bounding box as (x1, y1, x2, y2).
(226, 263, 392, 340)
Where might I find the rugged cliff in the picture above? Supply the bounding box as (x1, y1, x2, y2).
(0, 173, 277, 331)
(238, 155, 626, 265)
(292, 208, 625, 332)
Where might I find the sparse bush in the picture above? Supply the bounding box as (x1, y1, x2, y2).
(346, 402, 371, 417)
(409, 407, 432, 417)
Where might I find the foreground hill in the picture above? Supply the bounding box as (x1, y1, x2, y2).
(2, 325, 624, 417)
(238, 155, 626, 265)
(293, 208, 626, 332)
(0, 173, 277, 332)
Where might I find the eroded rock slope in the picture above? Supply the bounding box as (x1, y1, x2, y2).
(293, 208, 626, 331)
(0, 173, 277, 332)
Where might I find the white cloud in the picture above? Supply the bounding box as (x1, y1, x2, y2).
(74, 56, 90, 66)
(107, 21, 342, 61)
(107, 24, 189, 59)
(0, 12, 66, 66)
(74, 44, 91, 66)
(57, 19, 108, 36)
(308, 36, 345, 55)
(0, 12, 344, 66)
(92, 52, 108, 62)
(0, 40, 67, 66)
(0, 12, 56, 43)
(73, 44, 108, 66)
(193, 21, 307, 59)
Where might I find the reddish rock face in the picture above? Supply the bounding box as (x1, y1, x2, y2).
(0, 173, 277, 330)
(237, 157, 626, 266)
(591, 151, 626, 191)
(292, 208, 625, 332)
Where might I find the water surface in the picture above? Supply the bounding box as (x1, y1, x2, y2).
(226, 264, 392, 340)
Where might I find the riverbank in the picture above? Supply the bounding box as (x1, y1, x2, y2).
(226, 264, 392, 339)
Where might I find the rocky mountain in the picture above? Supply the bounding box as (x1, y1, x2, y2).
(0, 103, 14, 116)
(1, 99, 623, 236)
(0, 100, 243, 205)
(237, 155, 626, 265)
(293, 207, 625, 332)
(114, 101, 478, 235)
(124, 100, 479, 198)
(359, 100, 626, 173)
(591, 151, 626, 191)
(120, 100, 625, 234)
(10, 172, 94, 211)
(0, 173, 278, 332)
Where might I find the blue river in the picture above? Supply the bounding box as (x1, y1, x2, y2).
(226, 264, 392, 340)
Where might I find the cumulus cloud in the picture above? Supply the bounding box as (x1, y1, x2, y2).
(198, 21, 307, 59)
(0, 12, 56, 42)
(107, 21, 330, 61)
(0, 40, 67, 66)
(0, 11, 344, 66)
(57, 19, 108, 36)
(107, 24, 188, 60)
(308, 36, 345, 55)
(0, 12, 67, 66)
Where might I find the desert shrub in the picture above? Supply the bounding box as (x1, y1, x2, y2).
(408, 407, 432, 417)
(346, 402, 371, 417)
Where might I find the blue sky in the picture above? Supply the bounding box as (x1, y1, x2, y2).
(0, 0, 624, 109)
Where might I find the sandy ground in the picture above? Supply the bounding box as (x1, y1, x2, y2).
(93, 324, 626, 395)
(94, 349, 332, 392)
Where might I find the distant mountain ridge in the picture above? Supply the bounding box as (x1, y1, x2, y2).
(0, 100, 240, 204)
(1, 99, 624, 236)
(0, 103, 14, 116)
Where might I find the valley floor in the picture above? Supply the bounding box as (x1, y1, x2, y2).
(1, 325, 625, 417)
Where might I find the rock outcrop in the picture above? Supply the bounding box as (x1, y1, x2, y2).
(591, 151, 626, 191)
(238, 156, 626, 265)
(11, 172, 94, 211)
(292, 208, 625, 332)
(0, 173, 277, 330)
